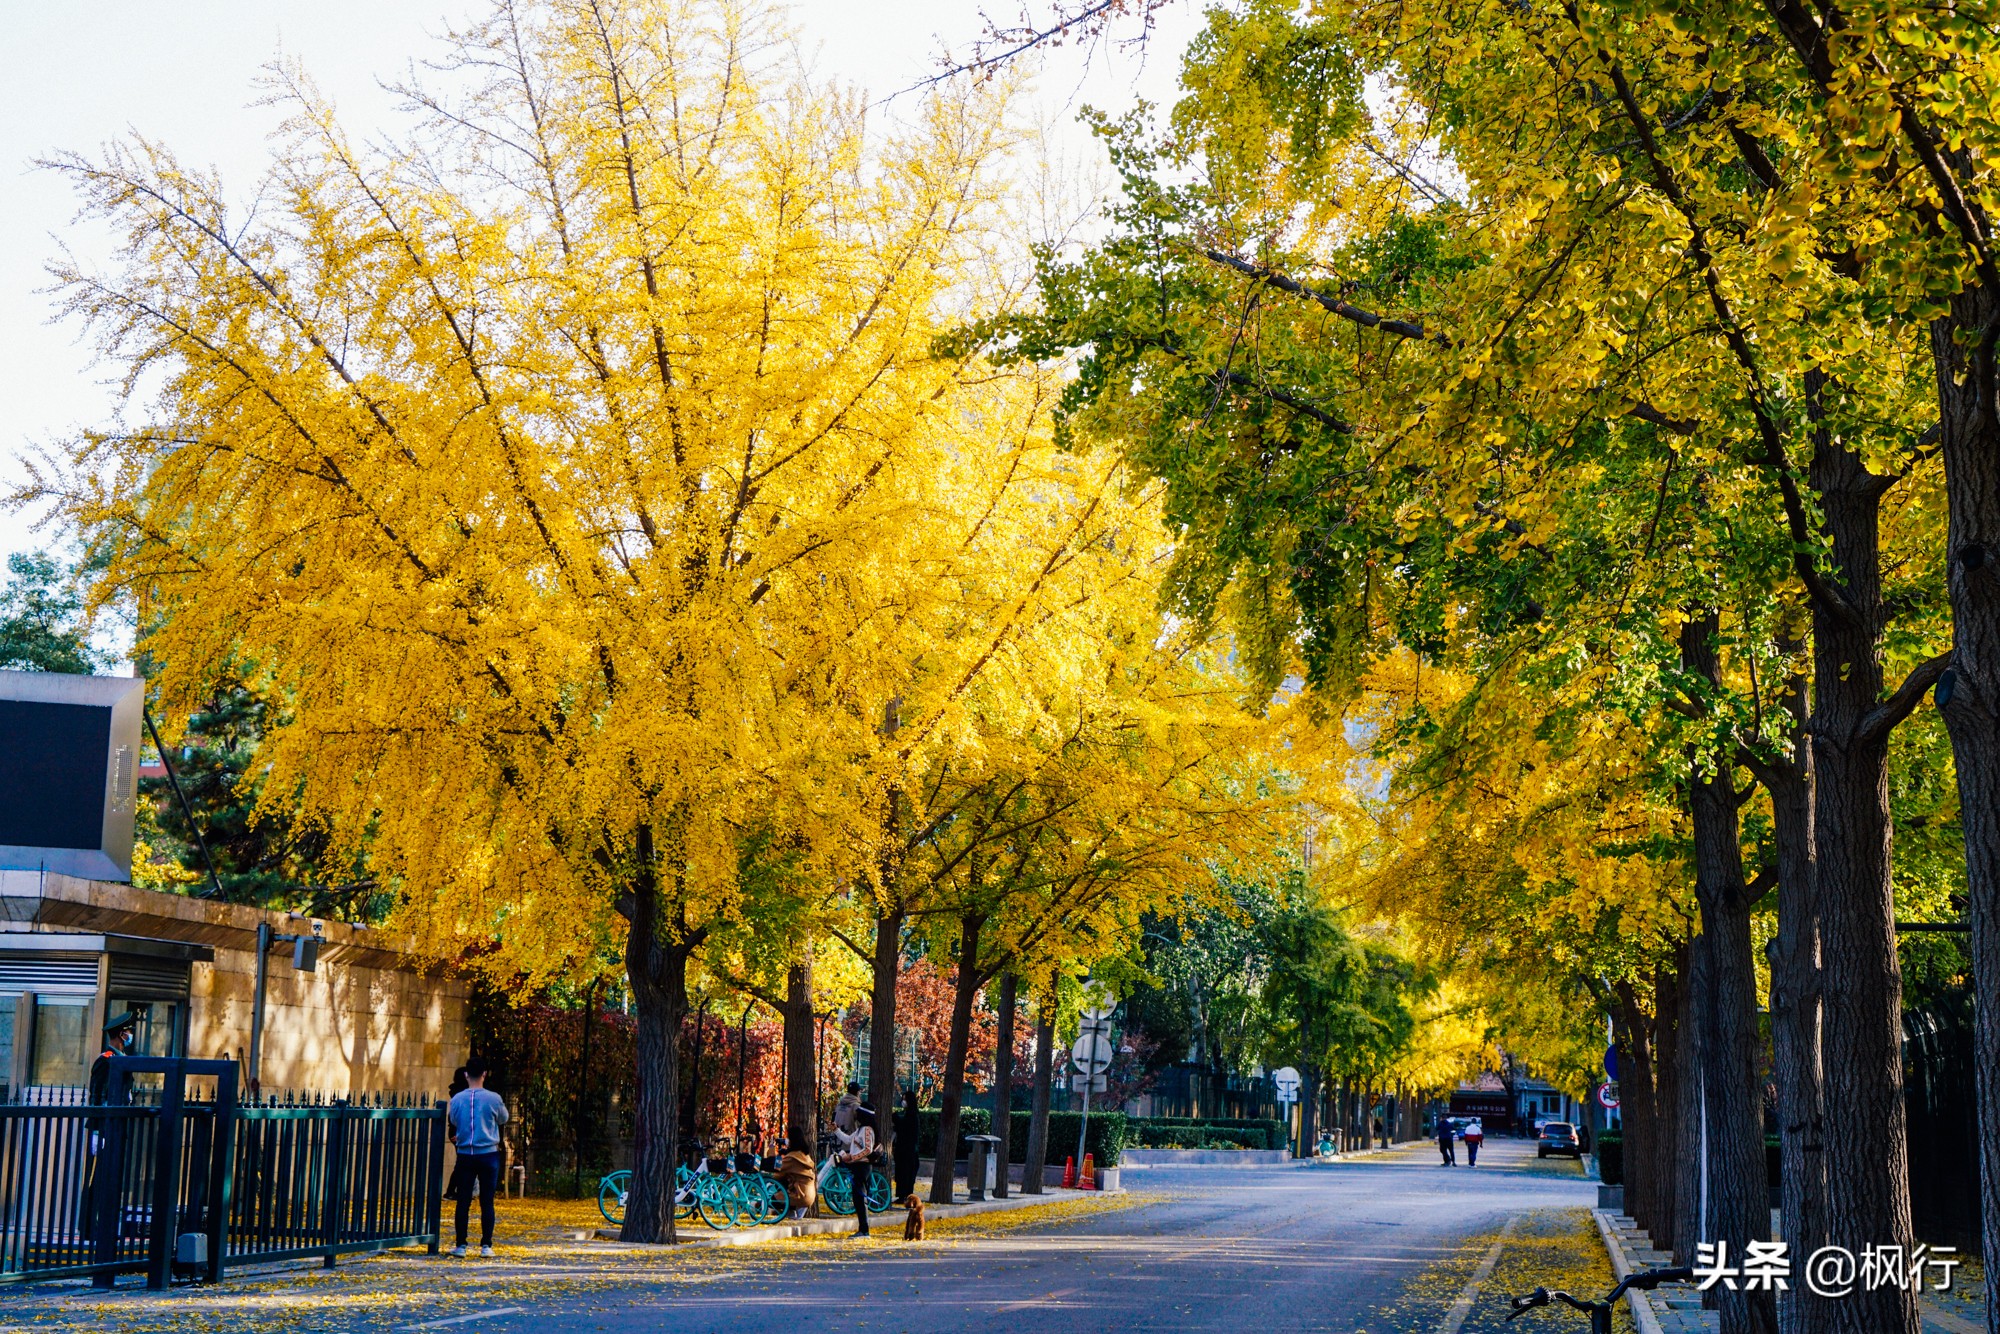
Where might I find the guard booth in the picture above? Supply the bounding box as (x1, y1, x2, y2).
(0, 934, 207, 1099)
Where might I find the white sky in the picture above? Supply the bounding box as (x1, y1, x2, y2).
(0, 0, 1205, 564)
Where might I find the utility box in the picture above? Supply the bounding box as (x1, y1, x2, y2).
(964, 1135, 1002, 1201)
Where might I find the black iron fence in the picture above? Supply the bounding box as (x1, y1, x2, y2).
(1904, 1006, 1983, 1253)
(0, 1058, 445, 1289)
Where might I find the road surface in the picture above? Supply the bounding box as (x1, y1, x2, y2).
(464, 1136, 1602, 1334)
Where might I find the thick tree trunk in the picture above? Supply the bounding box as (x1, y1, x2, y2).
(867, 904, 905, 1124)
(1928, 293, 2000, 1330)
(621, 851, 694, 1244)
(1613, 984, 1657, 1235)
(1672, 936, 1706, 1267)
(1809, 437, 1920, 1334)
(1023, 990, 1055, 1194)
(994, 973, 1016, 1197)
(1682, 615, 1777, 1334)
(783, 960, 816, 1147)
(928, 914, 984, 1204)
(1760, 708, 1828, 1334)
(1651, 954, 1684, 1254)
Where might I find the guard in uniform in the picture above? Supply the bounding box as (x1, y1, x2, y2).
(81, 1011, 141, 1238)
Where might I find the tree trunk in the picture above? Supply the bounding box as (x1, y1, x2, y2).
(1928, 291, 2000, 1330)
(1613, 983, 1657, 1235)
(1672, 938, 1706, 1266)
(867, 904, 905, 1124)
(621, 847, 694, 1244)
(681, 996, 709, 1144)
(1809, 434, 1919, 1334)
(783, 960, 816, 1147)
(1682, 615, 1778, 1334)
(994, 973, 1016, 1197)
(1760, 700, 1828, 1334)
(1299, 1066, 1321, 1159)
(928, 914, 984, 1204)
(1023, 989, 1055, 1194)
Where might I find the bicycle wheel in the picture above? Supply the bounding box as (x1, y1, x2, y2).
(674, 1167, 699, 1221)
(757, 1174, 789, 1223)
(865, 1167, 892, 1212)
(820, 1163, 854, 1216)
(697, 1177, 734, 1230)
(598, 1171, 631, 1226)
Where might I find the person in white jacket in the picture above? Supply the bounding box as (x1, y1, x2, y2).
(834, 1106, 878, 1237)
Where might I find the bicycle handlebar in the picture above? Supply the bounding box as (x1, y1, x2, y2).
(1507, 1267, 1693, 1323)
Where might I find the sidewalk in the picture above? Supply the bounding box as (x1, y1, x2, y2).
(0, 1191, 1148, 1334)
(1591, 1209, 1986, 1334)
(594, 1182, 1117, 1247)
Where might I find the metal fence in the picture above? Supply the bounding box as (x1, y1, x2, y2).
(1904, 1006, 1982, 1254)
(0, 1058, 445, 1289)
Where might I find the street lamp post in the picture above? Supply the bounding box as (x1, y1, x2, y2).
(247, 917, 324, 1098)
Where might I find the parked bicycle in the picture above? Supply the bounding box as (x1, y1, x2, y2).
(596, 1140, 787, 1229)
(815, 1133, 891, 1217)
(1507, 1266, 1694, 1334)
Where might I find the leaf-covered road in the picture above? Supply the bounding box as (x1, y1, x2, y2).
(0, 1138, 1617, 1333)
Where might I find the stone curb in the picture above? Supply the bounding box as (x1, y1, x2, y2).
(591, 1186, 1122, 1247)
(1592, 1208, 1668, 1334)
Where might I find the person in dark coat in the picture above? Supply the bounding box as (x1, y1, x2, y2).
(893, 1087, 921, 1202)
(1435, 1117, 1457, 1166)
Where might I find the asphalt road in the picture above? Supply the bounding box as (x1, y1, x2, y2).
(478, 1136, 1601, 1334)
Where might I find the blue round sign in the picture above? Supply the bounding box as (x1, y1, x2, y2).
(1604, 1045, 1618, 1079)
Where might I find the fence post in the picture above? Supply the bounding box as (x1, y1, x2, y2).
(319, 1102, 349, 1269)
(208, 1064, 238, 1285)
(146, 1070, 185, 1291)
(424, 1102, 447, 1255)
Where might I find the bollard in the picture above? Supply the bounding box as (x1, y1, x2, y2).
(1079, 1152, 1095, 1190)
(1062, 1155, 1076, 1188)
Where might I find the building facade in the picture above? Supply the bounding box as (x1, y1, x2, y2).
(0, 870, 466, 1099)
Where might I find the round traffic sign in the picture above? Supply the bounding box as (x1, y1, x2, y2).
(1080, 981, 1117, 1022)
(1598, 1081, 1620, 1110)
(1272, 1066, 1302, 1100)
(1072, 1031, 1114, 1075)
(1604, 1045, 1618, 1080)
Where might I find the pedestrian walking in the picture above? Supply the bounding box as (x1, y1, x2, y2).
(1463, 1118, 1483, 1167)
(775, 1133, 818, 1219)
(446, 1057, 510, 1257)
(834, 1105, 878, 1238)
(893, 1087, 921, 1203)
(1435, 1117, 1456, 1166)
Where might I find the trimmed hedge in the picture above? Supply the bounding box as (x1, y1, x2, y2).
(1595, 1131, 1623, 1185)
(1127, 1126, 1265, 1150)
(1128, 1116, 1290, 1152)
(912, 1108, 1127, 1167)
(913, 1108, 992, 1158)
(1003, 1110, 1126, 1167)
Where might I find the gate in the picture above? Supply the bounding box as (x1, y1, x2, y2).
(0, 1058, 446, 1289)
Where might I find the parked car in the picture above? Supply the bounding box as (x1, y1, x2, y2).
(1537, 1120, 1583, 1159)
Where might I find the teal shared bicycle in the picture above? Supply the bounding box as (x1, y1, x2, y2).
(598, 1144, 790, 1230)
(815, 1142, 891, 1217)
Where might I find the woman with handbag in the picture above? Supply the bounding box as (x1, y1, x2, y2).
(834, 1106, 878, 1238)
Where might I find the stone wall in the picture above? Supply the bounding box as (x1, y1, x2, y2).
(188, 944, 467, 1099)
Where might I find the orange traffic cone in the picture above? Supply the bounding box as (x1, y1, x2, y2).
(1080, 1152, 1096, 1190)
(1062, 1155, 1076, 1188)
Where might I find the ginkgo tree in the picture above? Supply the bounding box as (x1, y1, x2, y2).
(25, 0, 1063, 1244)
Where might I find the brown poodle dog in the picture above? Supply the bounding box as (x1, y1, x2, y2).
(901, 1195, 926, 1241)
